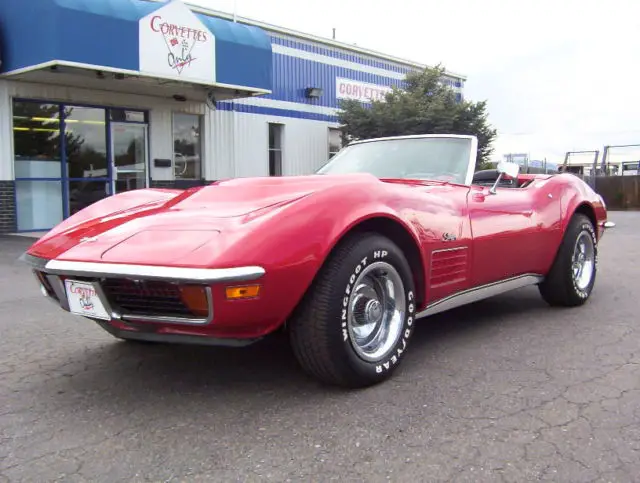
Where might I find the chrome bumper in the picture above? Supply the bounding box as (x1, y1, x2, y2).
(21, 253, 265, 283)
(20, 253, 265, 327)
(602, 221, 616, 229)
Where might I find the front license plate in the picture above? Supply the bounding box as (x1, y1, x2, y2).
(64, 280, 111, 320)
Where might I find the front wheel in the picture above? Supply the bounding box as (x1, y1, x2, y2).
(538, 213, 597, 307)
(288, 233, 417, 388)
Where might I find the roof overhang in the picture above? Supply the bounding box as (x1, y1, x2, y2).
(0, 0, 272, 101)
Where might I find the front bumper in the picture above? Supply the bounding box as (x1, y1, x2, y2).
(598, 220, 616, 240)
(20, 252, 266, 329)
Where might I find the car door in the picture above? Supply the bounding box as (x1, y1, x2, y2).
(411, 183, 474, 304)
(467, 183, 547, 287)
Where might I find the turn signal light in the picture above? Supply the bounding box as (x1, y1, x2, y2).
(178, 285, 209, 317)
(225, 285, 261, 300)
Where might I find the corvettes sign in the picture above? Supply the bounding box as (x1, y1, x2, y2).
(336, 78, 394, 103)
(139, 0, 216, 83)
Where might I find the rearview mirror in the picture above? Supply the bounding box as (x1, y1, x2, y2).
(497, 161, 520, 179)
(490, 161, 520, 194)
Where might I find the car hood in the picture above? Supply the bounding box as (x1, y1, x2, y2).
(28, 174, 380, 264)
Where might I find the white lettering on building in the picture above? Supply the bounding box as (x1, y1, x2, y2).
(336, 77, 394, 103)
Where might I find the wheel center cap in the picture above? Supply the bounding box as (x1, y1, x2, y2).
(365, 299, 382, 323)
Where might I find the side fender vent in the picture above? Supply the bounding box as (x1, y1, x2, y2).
(429, 247, 469, 289)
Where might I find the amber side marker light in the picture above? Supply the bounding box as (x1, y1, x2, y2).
(225, 285, 261, 300)
(178, 285, 209, 317)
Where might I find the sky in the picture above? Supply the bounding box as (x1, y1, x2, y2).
(189, 0, 640, 164)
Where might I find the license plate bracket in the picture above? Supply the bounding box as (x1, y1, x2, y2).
(64, 279, 111, 320)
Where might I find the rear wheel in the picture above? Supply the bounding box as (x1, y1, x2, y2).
(288, 233, 417, 388)
(539, 214, 597, 307)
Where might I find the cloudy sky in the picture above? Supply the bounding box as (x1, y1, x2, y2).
(190, 0, 640, 164)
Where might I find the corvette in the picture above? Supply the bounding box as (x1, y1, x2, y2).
(21, 134, 614, 388)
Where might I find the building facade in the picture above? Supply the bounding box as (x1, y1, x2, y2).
(0, 0, 465, 234)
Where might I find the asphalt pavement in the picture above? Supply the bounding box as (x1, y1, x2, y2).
(1, 212, 639, 482)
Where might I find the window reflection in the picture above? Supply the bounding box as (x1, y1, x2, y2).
(64, 106, 107, 179)
(112, 124, 147, 193)
(268, 123, 283, 176)
(68, 180, 110, 216)
(328, 128, 342, 158)
(13, 102, 62, 178)
(173, 113, 202, 180)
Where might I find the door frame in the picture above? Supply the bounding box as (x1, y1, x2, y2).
(109, 121, 150, 195)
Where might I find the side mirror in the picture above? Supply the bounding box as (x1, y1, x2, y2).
(490, 161, 520, 194)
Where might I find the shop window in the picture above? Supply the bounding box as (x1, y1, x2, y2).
(11, 99, 150, 231)
(13, 101, 64, 231)
(64, 106, 107, 179)
(268, 123, 283, 176)
(15, 180, 63, 231)
(13, 101, 62, 178)
(173, 113, 202, 180)
(68, 180, 110, 217)
(328, 128, 343, 158)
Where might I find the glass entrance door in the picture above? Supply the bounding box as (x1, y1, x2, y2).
(110, 122, 148, 194)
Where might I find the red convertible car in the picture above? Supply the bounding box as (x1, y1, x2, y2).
(21, 134, 614, 388)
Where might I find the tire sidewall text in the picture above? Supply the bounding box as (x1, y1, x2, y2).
(337, 241, 416, 378)
(570, 221, 597, 300)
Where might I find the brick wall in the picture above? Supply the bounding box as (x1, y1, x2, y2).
(0, 181, 16, 234)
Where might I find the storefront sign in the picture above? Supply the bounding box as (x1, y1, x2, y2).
(139, 0, 216, 83)
(336, 78, 393, 103)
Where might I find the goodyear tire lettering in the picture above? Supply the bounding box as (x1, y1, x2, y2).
(375, 287, 415, 374)
(571, 223, 597, 300)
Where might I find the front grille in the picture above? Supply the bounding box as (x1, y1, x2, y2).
(101, 279, 196, 318)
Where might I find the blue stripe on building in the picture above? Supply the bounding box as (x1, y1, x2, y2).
(216, 102, 339, 122)
(270, 35, 464, 88)
(270, 36, 412, 75)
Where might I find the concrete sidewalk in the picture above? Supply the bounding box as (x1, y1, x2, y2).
(6, 231, 46, 239)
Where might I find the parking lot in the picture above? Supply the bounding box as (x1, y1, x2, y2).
(1, 211, 639, 482)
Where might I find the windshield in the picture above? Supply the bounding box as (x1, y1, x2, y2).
(316, 136, 474, 184)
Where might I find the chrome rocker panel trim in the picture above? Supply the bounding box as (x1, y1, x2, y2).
(416, 274, 545, 319)
(602, 221, 616, 229)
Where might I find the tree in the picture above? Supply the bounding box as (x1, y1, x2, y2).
(337, 65, 498, 169)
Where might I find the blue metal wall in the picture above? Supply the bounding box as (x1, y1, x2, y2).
(218, 32, 465, 122)
(267, 54, 404, 108)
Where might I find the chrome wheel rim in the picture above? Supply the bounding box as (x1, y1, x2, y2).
(347, 261, 406, 362)
(572, 231, 595, 291)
